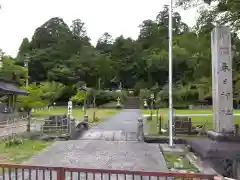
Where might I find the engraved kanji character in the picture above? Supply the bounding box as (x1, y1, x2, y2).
(220, 108, 233, 116)
(220, 62, 230, 72)
(221, 92, 231, 100)
(223, 79, 228, 84)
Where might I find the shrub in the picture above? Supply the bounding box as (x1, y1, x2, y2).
(4, 136, 23, 148)
(173, 104, 189, 109)
(70, 91, 86, 104)
(70, 89, 128, 106)
(95, 90, 127, 106)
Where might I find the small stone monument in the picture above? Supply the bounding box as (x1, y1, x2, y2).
(144, 100, 148, 109)
(119, 82, 122, 90)
(137, 117, 144, 141)
(84, 114, 88, 122)
(67, 101, 74, 133)
(69, 118, 76, 139)
(53, 102, 56, 109)
(116, 97, 121, 108)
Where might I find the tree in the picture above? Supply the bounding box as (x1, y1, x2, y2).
(17, 84, 48, 112)
(71, 19, 91, 46)
(17, 38, 30, 61)
(0, 56, 27, 85)
(70, 91, 86, 104)
(96, 32, 113, 54)
(39, 81, 66, 103)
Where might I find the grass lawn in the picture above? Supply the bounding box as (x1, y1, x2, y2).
(32, 107, 120, 125)
(0, 140, 52, 164)
(163, 152, 198, 172)
(142, 108, 240, 115)
(143, 109, 240, 135)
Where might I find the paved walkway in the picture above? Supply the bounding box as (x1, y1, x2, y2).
(24, 109, 167, 179)
(80, 109, 144, 141)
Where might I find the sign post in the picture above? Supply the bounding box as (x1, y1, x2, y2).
(68, 101, 73, 119)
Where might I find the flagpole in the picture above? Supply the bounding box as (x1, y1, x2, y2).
(168, 0, 173, 147)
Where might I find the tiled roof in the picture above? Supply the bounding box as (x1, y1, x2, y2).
(0, 80, 29, 95)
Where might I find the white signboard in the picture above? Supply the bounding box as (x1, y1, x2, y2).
(68, 101, 72, 117)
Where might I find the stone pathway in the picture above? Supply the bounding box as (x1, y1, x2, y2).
(80, 109, 144, 141)
(23, 109, 167, 179)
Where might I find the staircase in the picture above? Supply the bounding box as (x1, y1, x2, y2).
(124, 97, 140, 109)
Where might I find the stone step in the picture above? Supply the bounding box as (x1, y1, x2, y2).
(81, 131, 138, 141)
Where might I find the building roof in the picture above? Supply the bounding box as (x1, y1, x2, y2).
(0, 79, 29, 95)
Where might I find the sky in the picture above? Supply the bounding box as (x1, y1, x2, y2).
(0, 0, 198, 57)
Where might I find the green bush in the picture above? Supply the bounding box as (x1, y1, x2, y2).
(95, 90, 127, 106)
(70, 89, 128, 106)
(134, 81, 149, 96)
(4, 136, 23, 148)
(70, 91, 86, 104)
(173, 104, 189, 109)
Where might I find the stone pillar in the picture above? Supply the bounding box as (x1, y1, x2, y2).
(211, 26, 234, 133)
(69, 118, 76, 139)
(84, 115, 88, 123)
(137, 117, 144, 141)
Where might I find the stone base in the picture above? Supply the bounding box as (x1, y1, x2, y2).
(159, 143, 186, 153)
(207, 130, 240, 142)
(187, 138, 240, 159)
(187, 138, 240, 178)
(144, 135, 186, 144)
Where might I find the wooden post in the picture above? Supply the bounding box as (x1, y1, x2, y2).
(93, 96, 96, 121)
(188, 118, 192, 134)
(27, 110, 31, 132)
(234, 124, 239, 136)
(57, 167, 65, 180)
(158, 115, 162, 134)
(150, 100, 153, 120)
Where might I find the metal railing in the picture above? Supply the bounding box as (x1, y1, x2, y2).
(0, 163, 216, 180)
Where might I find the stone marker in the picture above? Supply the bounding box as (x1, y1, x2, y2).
(70, 118, 76, 139)
(211, 26, 234, 133)
(84, 115, 88, 123)
(137, 117, 144, 141)
(116, 97, 121, 108)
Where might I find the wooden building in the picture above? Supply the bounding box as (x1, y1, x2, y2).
(0, 78, 29, 121)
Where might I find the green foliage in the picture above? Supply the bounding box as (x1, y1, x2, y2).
(4, 136, 23, 148)
(0, 56, 27, 85)
(139, 89, 151, 100)
(17, 81, 65, 110)
(70, 91, 86, 104)
(17, 38, 30, 61)
(70, 89, 127, 106)
(94, 90, 127, 106)
(17, 84, 48, 111)
(40, 81, 66, 103)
